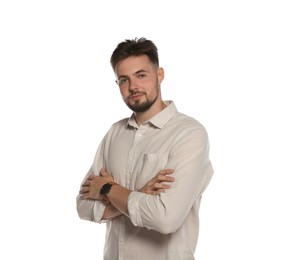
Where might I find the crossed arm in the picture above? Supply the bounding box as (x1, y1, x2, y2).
(79, 168, 175, 220)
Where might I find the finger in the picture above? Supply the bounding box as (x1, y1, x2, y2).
(100, 168, 109, 177)
(87, 175, 94, 180)
(157, 175, 175, 182)
(153, 183, 162, 189)
(152, 189, 167, 195)
(80, 194, 89, 200)
(163, 176, 175, 182)
(154, 182, 172, 189)
(158, 169, 175, 176)
(160, 184, 171, 189)
(154, 182, 171, 189)
(147, 189, 161, 195)
(82, 180, 91, 187)
(152, 191, 161, 195)
(79, 187, 89, 194)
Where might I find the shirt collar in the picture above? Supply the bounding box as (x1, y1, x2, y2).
(127, 100, 178, 129)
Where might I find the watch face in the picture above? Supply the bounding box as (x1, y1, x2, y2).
(100, 183, 112, 195)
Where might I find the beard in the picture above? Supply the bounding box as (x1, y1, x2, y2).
(126, 92, 158, 113)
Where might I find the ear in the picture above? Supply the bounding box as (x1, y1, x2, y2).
(157, 67, 164, 84)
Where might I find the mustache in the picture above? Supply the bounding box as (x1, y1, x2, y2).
(129, 90, 145, 96)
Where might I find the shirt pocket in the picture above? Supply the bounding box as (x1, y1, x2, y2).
(135, 153, 169, 190)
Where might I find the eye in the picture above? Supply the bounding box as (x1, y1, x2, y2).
(118, 78, 128, 86)
(138, 74, 146, 79)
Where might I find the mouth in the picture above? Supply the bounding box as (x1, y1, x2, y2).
(129, 93, 144, 100)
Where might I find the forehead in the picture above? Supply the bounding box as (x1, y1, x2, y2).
(114, 55, 154, 77)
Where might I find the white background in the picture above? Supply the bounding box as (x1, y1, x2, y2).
(1, 0, 295, 259)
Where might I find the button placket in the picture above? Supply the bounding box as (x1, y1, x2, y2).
(125, 128, 144, 189)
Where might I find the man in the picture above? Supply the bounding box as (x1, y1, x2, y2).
(77, 37, 213, 260)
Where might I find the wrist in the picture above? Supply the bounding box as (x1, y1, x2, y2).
(100, 182, 118, 201)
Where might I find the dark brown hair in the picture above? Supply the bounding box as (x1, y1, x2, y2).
(110, 37, 159, 71)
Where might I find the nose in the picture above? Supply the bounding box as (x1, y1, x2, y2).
(128, 78, 138, 91)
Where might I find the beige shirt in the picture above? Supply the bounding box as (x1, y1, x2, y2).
(77, 101, 213, 260)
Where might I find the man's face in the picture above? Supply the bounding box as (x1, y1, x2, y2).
(114, 55, 164, 113)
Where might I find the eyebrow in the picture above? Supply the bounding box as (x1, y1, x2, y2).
(133, 69, 148, 75)
(118, 69, 148, 80)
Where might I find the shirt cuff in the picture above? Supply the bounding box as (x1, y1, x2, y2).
(127, 191, 145, 227)
(93, 200, 108, 223)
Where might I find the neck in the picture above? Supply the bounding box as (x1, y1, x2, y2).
(134, 100, 167, 126)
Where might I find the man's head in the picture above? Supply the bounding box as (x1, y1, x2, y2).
(110, 38, 164, 115)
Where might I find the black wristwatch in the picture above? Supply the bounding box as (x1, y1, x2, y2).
(100, 182, 116, 196)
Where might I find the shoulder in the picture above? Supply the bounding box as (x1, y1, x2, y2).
(171, 112, 206, 131)
(111, 117, 129, 127)
(105, 117, 132, 135)
(167, 112, 210, 144)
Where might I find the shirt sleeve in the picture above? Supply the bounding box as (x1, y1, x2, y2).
(127, 125, 214, 234)
(76, 137, 108, 223)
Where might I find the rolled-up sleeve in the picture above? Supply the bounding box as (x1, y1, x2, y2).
(127, 126, 213, 234)
(76, 137, 108, 223)
(76, 195, 107, 223)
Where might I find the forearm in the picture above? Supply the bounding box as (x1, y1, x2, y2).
(105, 184, 132, 216)
(102, 203, 123, 220)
